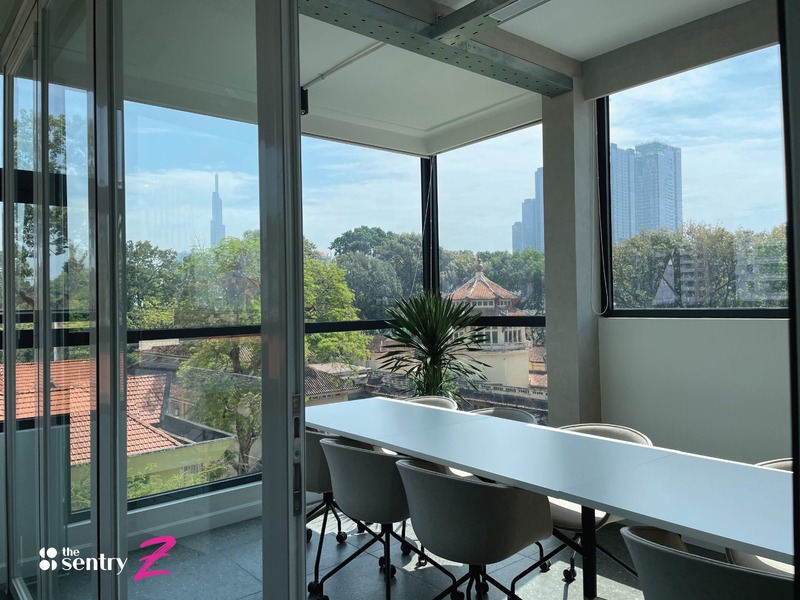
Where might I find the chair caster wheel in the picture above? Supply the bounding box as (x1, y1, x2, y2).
(563, 568, 576, 582)
(540, 560, 550, 572)
(400, 541, 413, 555)
(307, 581, 321, 594)
(306, 528, 312, 543)
(336, 531, 347, 543)
(390, 565, 397, 577)
(450, 591, 464, 600)
(357, 522, 367, 533)
(378, 556, 386, 568)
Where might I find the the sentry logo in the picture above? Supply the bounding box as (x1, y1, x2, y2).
(38, 535, 176, 580)
(38, 547, 127, 575)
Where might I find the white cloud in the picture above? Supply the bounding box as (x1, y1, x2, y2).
(126, 168, 259, 251)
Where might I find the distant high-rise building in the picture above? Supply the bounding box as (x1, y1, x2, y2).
(512, 221, 523, 252)
(609, 143, 636, 242)
(210, 173, 225, 246)
(634, 142, 682, 234)
(532, 167, 544, 252)
(515, 168, 544, 253)
(521, 198, 544, 252)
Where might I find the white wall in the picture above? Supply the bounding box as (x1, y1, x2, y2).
(599, 318, 791, 463)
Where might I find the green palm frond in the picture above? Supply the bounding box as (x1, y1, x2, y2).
(380, 291, 488, 401)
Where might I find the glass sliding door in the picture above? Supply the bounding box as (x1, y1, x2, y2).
(120, 0, 265, 598)
(3, 1, 96, 598)
(43, 0, 96, 596)
(4, 9, 43, 598)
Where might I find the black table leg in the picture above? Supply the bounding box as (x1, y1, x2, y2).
(581, 506, 597, 599)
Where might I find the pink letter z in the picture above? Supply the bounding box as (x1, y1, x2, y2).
(134, 535, 176, 581)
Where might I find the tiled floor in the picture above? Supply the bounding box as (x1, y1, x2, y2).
(305, 515, 644, 600)
(55, 512, 723, 599)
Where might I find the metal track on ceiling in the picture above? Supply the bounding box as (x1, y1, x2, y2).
(300, 0, 572, 97)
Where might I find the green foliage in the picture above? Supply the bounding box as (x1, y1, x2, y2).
(127, 240, 179, 328)
(381, 292, 488, 401)
(329, 225, 389, 256)
(335, 252, 402, 320)
(176, 232, 260, 327)
(70, 462, 227, 511)
(613, 223, 788, 308)
(331, 228, 423, 307)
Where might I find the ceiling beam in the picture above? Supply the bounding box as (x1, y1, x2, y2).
(300, 0, 571, 97)
(427, 0, 552, 46)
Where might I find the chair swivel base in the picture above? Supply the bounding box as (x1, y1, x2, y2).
(308, 523, 458, 600)
(432, 565, 515, 600)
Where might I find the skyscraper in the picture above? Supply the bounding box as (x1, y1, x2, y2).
(516, 167, 544, 253)
(634, 142, 682, 233)
(609, 143, 636, 242)
(210, 173, 226, 246)
(532, 167, 544, 252)
(512, 221, 523, 252)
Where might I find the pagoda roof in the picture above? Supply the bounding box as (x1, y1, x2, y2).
(449, 261, 519, 302)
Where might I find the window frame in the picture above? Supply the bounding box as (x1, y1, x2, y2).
(597, 97, 789, 319)
(2, 144, 546, 513)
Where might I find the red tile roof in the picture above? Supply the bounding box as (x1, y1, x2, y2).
(449, 270, 519, 302)
(1, 360, 181, 465)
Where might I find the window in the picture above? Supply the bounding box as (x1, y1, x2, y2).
(606, 46, 786, 311)
(437, 126, 547, 411)
(302, 137, 422, 322)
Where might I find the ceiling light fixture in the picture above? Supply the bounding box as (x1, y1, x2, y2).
(490, 0, 549, 23)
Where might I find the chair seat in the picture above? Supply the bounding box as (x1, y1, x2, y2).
(727, 549, 794, 576)
(549, 497, 611, 530)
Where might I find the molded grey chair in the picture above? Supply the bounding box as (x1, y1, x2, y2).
(397, 458, 553, 600)
(725, 458, 794, 576)
(305, 430, 349, 586)
(622, 526, 793, 600)
(407, 396, 459, 409)
(469, 406, 536, 423)
(314, 438, 453, 600)
(551, 423, 653, 581)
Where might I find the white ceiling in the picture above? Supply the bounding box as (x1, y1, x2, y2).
(111, 0, 760, 155)
(300, 16, 541, 155)
(498, 0, 751, 61)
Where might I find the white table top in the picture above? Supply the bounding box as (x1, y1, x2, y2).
(306, 397, 793, 563)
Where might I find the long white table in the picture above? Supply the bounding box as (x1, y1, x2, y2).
(306, 397, 793, 598)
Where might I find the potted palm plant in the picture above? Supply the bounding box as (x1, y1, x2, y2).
(380, 291, 488, 403)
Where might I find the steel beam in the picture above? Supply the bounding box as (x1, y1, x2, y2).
(427, 0, 552, 46)
(299, 0, 571, 96)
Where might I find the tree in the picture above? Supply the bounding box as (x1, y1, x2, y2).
(440, 249, 477, 294)
(613, 229, 682, 308)
(330, 225, 389, 256)
(375, 231, 423, 298)
(481, 248, 545, 313)
(127, 240, 179, 328)
(304, 241, 371, 363)
(335, 252, 401, 320)
(174, 234, 369, 474)
(178, 342, 262, 475)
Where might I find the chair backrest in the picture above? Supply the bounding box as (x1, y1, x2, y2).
(725, 457, 794, 575)
(621, 526, 794, 600)
(407, 396, 458, 410)
(305, 429, 336, 494)
(560, 422, 653, 446)
(320, 438, 409, 525)
(397, 459, 552, 566)
(470, 406, 537, 423)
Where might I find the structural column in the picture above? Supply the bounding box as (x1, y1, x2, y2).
(542, 79, 601, 425)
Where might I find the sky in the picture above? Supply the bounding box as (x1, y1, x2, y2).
(121, 45, 785, 255)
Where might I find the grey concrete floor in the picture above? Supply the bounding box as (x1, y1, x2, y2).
(54, 511, 726, 599)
